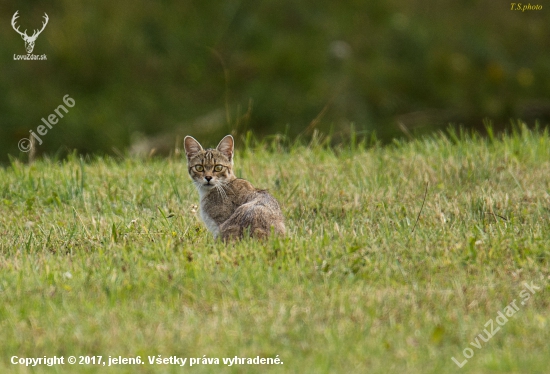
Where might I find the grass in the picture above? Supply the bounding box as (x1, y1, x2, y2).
(1, 126, 549, 373)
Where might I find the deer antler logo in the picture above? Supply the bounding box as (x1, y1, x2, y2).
(11, 11, 49, 54)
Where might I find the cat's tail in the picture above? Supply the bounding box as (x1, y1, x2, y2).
(221, 224, 285, 241)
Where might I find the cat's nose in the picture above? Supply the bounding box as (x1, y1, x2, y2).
(205, 176, 212, 182)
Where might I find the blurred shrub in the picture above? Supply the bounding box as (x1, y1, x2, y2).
(1, 0, 549, 161)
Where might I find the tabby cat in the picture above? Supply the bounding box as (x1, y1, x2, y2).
(184, 135, 285, 240)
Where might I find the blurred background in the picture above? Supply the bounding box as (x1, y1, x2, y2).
(2, 0, 549, 162)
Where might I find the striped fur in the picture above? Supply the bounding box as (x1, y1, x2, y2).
(184, 135, 285, 240)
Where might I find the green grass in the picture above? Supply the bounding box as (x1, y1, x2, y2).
(1, 126, 550, 373)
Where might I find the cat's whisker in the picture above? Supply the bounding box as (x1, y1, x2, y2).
(216, 183, 228, 201)
(192, 181, 202, 191)
(221, 185, 228, 200)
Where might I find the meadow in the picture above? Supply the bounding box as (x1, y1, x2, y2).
(1, 126, 549, 373)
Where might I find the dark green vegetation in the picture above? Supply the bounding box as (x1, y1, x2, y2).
(1, 127, 549, 373)
(2, 1, 549, 162)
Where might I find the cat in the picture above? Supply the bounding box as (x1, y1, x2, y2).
(184, 134, 286, 240)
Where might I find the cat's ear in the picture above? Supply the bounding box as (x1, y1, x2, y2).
(216, 135, 234, 162)
(184, 136, 203, 159)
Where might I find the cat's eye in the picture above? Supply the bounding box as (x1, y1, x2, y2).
(214, 165, 224, 172)
(194, 165, 204, 172)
